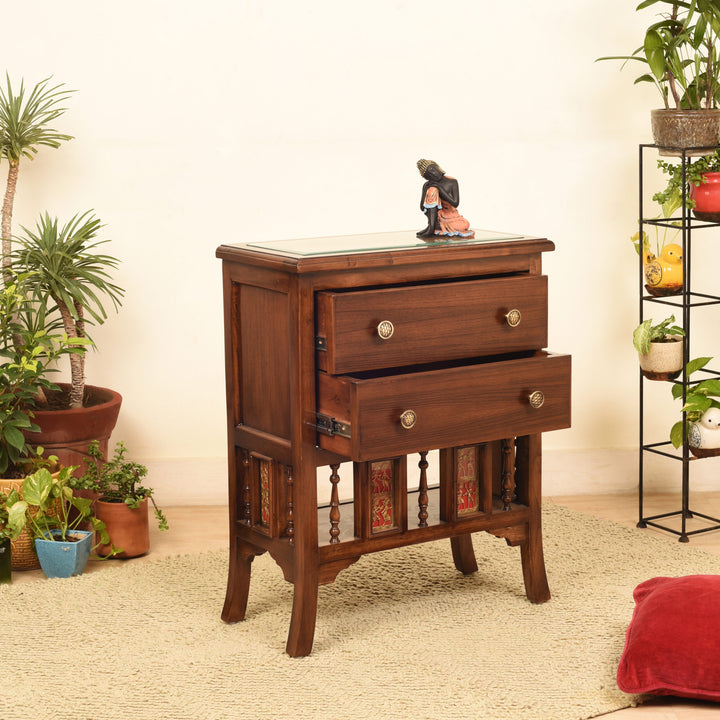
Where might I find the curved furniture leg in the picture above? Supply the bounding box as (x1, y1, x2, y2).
(286, 569, 319, 657)
(221, 536, 264, 623)
(520, 515, 550, 603)
(450, 533, 478, 575)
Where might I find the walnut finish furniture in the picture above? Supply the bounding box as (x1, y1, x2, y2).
(216, 230, 571, 657)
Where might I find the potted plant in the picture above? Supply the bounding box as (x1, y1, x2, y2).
(632, 190, 683, 295)
(598, 0, 720, 154)
(655, 149, 720, 220)
(0, 487, 26, 583)
(74, 440, 168, 558)
(7, 465, 111, 577)
(633, 315, 685, 379)
(670, 356, 720, 455)
(0, 75, 124, 472)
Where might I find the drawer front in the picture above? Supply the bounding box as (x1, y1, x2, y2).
(316, 275, 548, 373)
(317, 353, 571, 461)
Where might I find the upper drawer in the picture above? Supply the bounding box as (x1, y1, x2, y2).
(317, 352, 571, 461)
(316, 275, 548, 373)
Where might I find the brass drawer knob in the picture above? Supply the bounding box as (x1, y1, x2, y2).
(528, 391, 545, 409)
(505, 309, 522, 327)
(399, 410, 417, 429)
(377, 320, 395, 340)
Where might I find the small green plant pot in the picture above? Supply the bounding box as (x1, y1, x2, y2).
(0, 537, 11, 585)
(34, 529, 93, 578)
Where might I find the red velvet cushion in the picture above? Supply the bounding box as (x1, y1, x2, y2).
(617, 575, 720, 700)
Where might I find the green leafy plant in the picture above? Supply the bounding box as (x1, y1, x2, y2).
(6, 465, 110, 543)
(670, 356, 720, 446)
(633, 315, 685, 354)
(653, 149, 720, 210)
(0, 278, 87, 476)
(75, 440, 168, 531)
(0, 75, 74, 277)
(0, 489, 25, 540)
(15, 211, 124, 409)
(597, 0, 720, 110)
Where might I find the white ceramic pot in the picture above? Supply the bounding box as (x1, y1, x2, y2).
(639, 337, 683, 380)
(689, 408, 720, 457)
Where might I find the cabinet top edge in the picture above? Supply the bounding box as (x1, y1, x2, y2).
(216, 230, 554, 271)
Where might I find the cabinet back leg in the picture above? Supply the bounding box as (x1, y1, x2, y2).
(222, 537, 264, 623)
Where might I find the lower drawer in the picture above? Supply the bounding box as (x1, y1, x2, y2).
(317, 352, 571, 461)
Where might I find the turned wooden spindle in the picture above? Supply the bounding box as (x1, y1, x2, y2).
(242, 450, 251, 524)
(286, 466, 295, 545)
(329, 463, 341, 543)
(418, 451, 429, 528)
(501, 438, 516, 511)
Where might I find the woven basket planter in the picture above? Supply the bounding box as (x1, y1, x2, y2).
(0, 474, 60, 570)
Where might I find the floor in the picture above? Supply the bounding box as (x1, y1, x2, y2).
(10, 492, 720, 718)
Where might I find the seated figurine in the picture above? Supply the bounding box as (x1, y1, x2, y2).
(416, 159, 474, 239)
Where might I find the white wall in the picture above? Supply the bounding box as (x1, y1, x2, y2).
(3, 0, 675, 503)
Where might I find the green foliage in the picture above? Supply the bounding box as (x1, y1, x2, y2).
(653, 150, 720, 210)
(0, 277, 86, 476)
(0, 489, 25, 540)
(597, 0, 720, 109)
(76, 441, 168, 532)
(633, 315, 685, 354)
(670, 356, 720, 447)
(7, 466, 110, 545)
(0, 74, 74, 164)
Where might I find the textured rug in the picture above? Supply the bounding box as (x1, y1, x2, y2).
(2, 504, 720, 720)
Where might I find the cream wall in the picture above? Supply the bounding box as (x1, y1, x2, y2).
(3, 0, 673, 503)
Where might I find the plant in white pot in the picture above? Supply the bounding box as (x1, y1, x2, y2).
(598, 0, 720, 155)
(671, 356, 720, 455)
(73, 440, 168, 559)
(633, 315, 685, 380)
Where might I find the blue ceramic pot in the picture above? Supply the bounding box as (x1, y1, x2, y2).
(34, 529, 93, 578)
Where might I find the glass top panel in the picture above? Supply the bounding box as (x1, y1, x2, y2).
(246, 229, 525, 256)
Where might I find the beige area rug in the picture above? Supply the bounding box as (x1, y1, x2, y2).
(3, 504, 720, 720)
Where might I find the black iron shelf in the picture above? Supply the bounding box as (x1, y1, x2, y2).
(638, 143, 720, 542)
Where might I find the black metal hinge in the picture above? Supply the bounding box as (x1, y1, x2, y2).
(316, 413, 351, 438)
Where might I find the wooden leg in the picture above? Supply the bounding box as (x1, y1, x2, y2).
(515, 434, 550, 604)
(286, 571, 319, 657)
(520, 517, 550, 604)
(450, 534, 478, 575)
(221, 536, 264, 623)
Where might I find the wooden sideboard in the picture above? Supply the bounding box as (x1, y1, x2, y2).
(216, 230, 571, 657)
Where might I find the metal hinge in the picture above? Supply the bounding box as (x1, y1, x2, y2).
(315, 336, 327, 351)
(316, 413, 351, 438)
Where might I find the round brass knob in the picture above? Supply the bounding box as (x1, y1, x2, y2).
(528, 391, 545, 409)
(505, 309, 522, 327)
(399, 410, 417, 429)
(377, 320, 395, 340)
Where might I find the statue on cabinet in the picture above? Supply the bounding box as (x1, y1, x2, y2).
(416, 159, 474, 240)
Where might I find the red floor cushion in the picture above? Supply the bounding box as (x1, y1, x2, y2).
(617, 575, 720, 700)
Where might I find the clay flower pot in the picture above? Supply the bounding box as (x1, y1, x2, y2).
(639, 337, 683, 381)
(94, 497, 150, 558)
(690, 171, 720, 222)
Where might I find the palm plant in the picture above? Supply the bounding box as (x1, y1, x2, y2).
(15, 211, 124, 408)
(0, 75, 74, 278)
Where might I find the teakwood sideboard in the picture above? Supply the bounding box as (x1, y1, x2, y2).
(216, 230, 571, 657)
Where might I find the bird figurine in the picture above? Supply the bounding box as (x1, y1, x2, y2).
(688, 407, 720, 450)
(644, 243, 683, 295)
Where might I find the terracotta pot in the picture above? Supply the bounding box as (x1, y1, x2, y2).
(639, 337, 683, 381)
(651, 109, 720, 157)
(26, 384, 122, 471)
(691, 171, 720, 221)
(95, 497, 150, 558)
